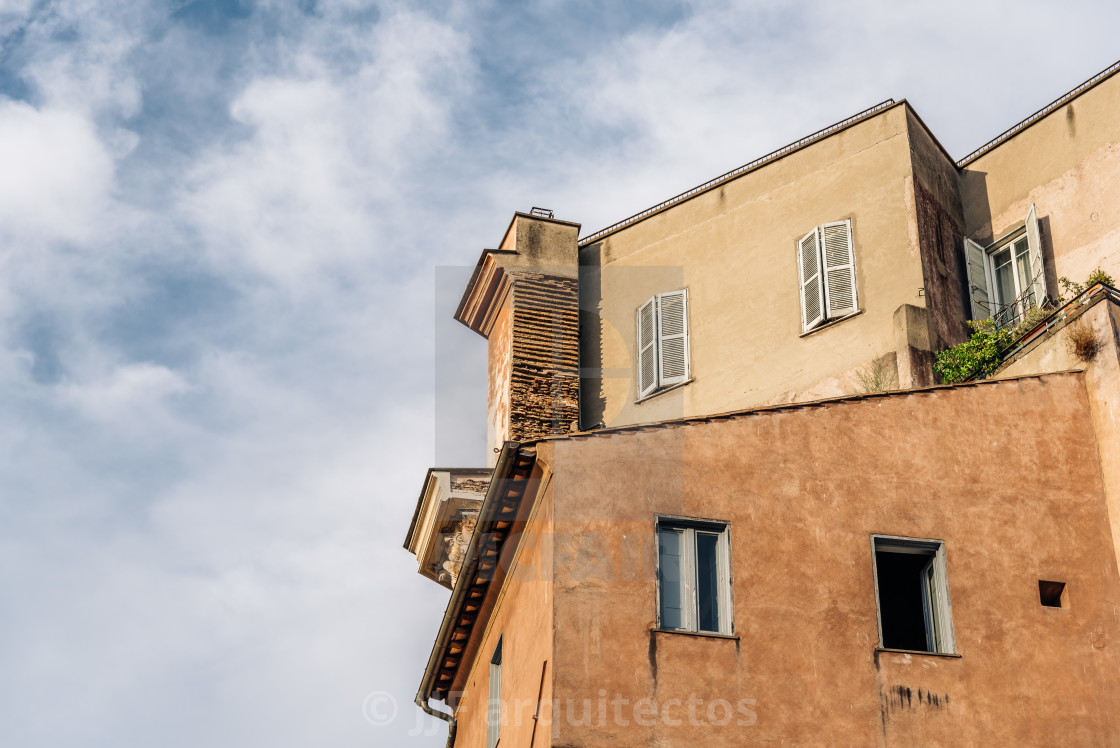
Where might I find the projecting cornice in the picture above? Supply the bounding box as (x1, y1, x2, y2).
(454, 212, 580, 337)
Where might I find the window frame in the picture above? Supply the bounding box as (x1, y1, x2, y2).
(870, 534, 956, 655)
(963, 202, 1046, 324)
(635, 289, 691, 402)
(797, 217, 860, 334)
(655, 516, 733, 636)
(487, 636, 502, 748)
(987, 229, 1034, 324)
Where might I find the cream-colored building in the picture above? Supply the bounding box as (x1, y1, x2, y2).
(404, 59, 1120, 747)
(578, 61, 1120, 430)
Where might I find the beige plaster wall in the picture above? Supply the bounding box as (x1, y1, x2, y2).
(543, 373, 1120, 746)
(960, 71, 1120, 292)
(579, 104, 929, 430)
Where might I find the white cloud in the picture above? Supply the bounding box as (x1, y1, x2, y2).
(181, 9, 472, 286)
(0, 100, 115, 242)
(15, 0, 145, 119)
(58, 361, 190, 423)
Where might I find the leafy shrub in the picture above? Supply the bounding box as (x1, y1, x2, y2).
(933, 320, 1013, 384)
(1009, 304, 1053, 339)
(1086, 268, 1115, 288)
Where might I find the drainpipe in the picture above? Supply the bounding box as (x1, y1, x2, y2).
(413, 692, 456, 748)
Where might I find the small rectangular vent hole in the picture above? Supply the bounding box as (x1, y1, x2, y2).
(1039, 580, 1066, 608)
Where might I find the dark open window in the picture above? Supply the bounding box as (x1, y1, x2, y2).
(872, 537, 955, 654)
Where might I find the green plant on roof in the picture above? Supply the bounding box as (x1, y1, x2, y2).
(933, 319, 1013, 384)
(1009, 305, 1053, 339)
(1056, 267, 1115, 304)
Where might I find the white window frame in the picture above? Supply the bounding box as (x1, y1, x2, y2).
(871, 535, 956, 655)
(655, 517, 732, 636)
(635, 289, 691, 401)
(797, 217, 859, 333)
(963, 202, 1046, 324)
(487, 636, 502, 748)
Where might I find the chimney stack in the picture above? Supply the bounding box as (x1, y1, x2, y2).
(455, 212, 581, 465)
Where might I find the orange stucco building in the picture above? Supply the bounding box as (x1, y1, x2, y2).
(404, 59, 1120, 746)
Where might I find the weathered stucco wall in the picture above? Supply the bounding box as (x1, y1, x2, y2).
(451, 483, 555, 747)
(579, 104, 930, 430)
(905, 109, 969, 354)
(959, 70, 1120, 293)
(486, 275, 581, 465)
(487, 301, 513, 465)
(540, 373, 1120, 746)
(508, 274, 580, 441)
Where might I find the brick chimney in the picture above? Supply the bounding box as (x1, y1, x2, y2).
(455, 211, 581, 465)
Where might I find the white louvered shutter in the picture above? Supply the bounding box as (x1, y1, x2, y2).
(920, 556, 936, 652)
(797, 228, 825, 332)
(1025, 203, 1046, 304)
(963, 237, 992, 320)
(657, 290, 689, 387)
(931, 549, 955, 653)
(821, 219, 858, 318)
(637, 297, 658, 398)
(487, 639, 502, 748)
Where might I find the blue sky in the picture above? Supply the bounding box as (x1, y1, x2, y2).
(0, 1, 1117, 745)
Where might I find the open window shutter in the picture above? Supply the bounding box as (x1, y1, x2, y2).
(657, 528, 685, 629)
(931, 549, 955, 653)
(487, 639, 502, 748)
(636, 297, 658, 398)
(920, 557, 937, 652)
(716, 529, 731, 636)
(821, 219, 858, 318)
(657, 290, 689, 387)
(963, 237, 992, 320)
(797, 228, 825, 331)
(1025, 202, 1046, 303)
(681, 527, 696, 631)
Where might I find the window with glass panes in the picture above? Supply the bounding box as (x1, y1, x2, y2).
(657, 520, 732, 635)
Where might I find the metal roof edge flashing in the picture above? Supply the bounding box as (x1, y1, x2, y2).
(958, 57, 1120, 167)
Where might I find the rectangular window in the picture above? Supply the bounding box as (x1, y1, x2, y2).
(657, 520, 731, 635)
(487, 637, 502, 748)
(636, 289, 691, 399)
(963, 202, 1046, 325)
(797, 218, 859, 333)
(872, 536, 955, 654)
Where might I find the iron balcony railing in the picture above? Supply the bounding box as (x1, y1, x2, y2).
(959, 282, 1120, 382)
(993, 282, 1120, 367)
(983, 281, 1043, 332)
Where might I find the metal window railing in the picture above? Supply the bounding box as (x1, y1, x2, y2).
(958, 282, 1120, 382)
(983, 280, 1044, 332)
